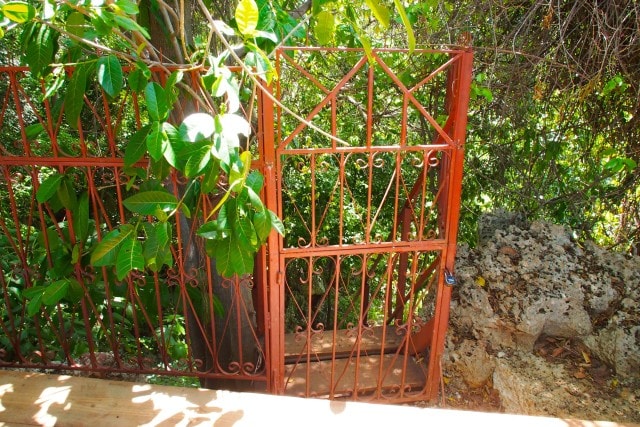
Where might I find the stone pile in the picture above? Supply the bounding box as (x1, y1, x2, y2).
(443, 211, 639, 421)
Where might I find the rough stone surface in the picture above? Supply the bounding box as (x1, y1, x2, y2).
(441, 212, 640, 423)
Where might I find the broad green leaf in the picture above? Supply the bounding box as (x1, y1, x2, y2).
(73, 191, 90, 244)
(97, 55, 123, 98)
(65, 64, 90, 129)
(201, 159, 220, 194)
(182, 141, 212, 177)
(314, 11, 335, 45)
(146, 120, 168, 161)
(66, 11, 86, 38)
(151, 157, 171, 181)
(114, 0, 139, 14)
(124, 124, 151, 167)
(143, 222, 171, 271)
(145, 82, 167, 121)
(269, 209, 284, 235)
(393, 0, 415, 53)
(36, 173, 64, 202)
(235, 0, 259, 37)
(2, 1, 35, 23)
(43, 67, 65, 100)
(116, 236, 144, 280)
(123, 191, 179, 215)
(57, 178, 78, 211)
(197, 220, 229, 240)
(210, 236, 254, 277)
(245, 170, 264, 194)
(234, 216, 258, 251)
(23, 285, 45, 300)
(91, 226, 134, 266)
(113, 14, 150, 38)
(179, 113, 215, 143)
(253, 209, 271, 243)
(42, 279, 70, 305)
(229, 150, 252, 191)
(27, 292, 43, 316)
(25, 24, 54, 77)
(365, 0, 390, 28)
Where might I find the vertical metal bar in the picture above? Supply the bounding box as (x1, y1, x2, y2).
(258, 74, 284, 393)
(426, 49, 474, 399)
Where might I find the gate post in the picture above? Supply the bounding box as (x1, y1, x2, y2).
(257, 82, 285, 394)
(425, 48, 474, 399)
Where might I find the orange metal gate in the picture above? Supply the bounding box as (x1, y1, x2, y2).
(260, 47, 473, 402)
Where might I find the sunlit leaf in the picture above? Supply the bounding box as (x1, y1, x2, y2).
(365, 0, 390, 28)
(66, 11, 86, 38)
(180, 113, 215, 142)
(146, 121, 168, 161)
(393, 0, 415, 53)
(314, 11, 334, 45)
(235, 0, 259, 37)
(2, 1, 35, 23)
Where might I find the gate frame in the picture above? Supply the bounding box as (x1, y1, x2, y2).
(258, 46, 474, 400)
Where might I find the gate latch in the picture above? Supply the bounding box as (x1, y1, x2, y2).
(444, 270, 457, 287)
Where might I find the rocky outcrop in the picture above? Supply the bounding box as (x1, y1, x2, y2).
(442, 212, 640, 421)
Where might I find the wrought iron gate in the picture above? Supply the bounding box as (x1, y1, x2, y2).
(260, 47, 473, 402)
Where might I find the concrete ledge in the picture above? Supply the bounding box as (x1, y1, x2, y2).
(0, 370, 635, 427)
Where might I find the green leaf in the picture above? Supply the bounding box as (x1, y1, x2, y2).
(146, 121, 168, 161)
(179, 113, 215, 143)
(56, 178, 78, 212)
(123, 191, 179, 215)
(2, 1, 36, 23)
(116, 236, 144, 280)
(91, 226, 134, 266)
(245, 170, 264, 194)
(269, 209, 284, 235)
(42, 279, 70, 305)
(201, 159, 220, 194)
(73, 191, 90, 244)
(125, 124, 151, 167)
(197, 220, 229, 240)
(314, 11, 335, 45)
(65, 64, 90, 129)
(23, 285, 45, 300)
(113, 14, 150, 38)
(27, 292, 43, 316)
(229, 150, 252, 191)
(210, 236, 254, 277)
(234, 215, 258, 251)
(97, 55, 123, 98)
(24, 24, 54, 77)
(36, 173, 64, 203)
(393, 0, 415, 53)
(235, 0, 259, 37)
(143, 222, 172, 272)
(365, 0, 390, 28)
(151, 157, 171, 181)
(66, 11, 86, 38)
(114, 0, 139, 15)
(179, 141, 212, 177)
(253, 209, 271, 243)
(145, 82, 168, 122)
